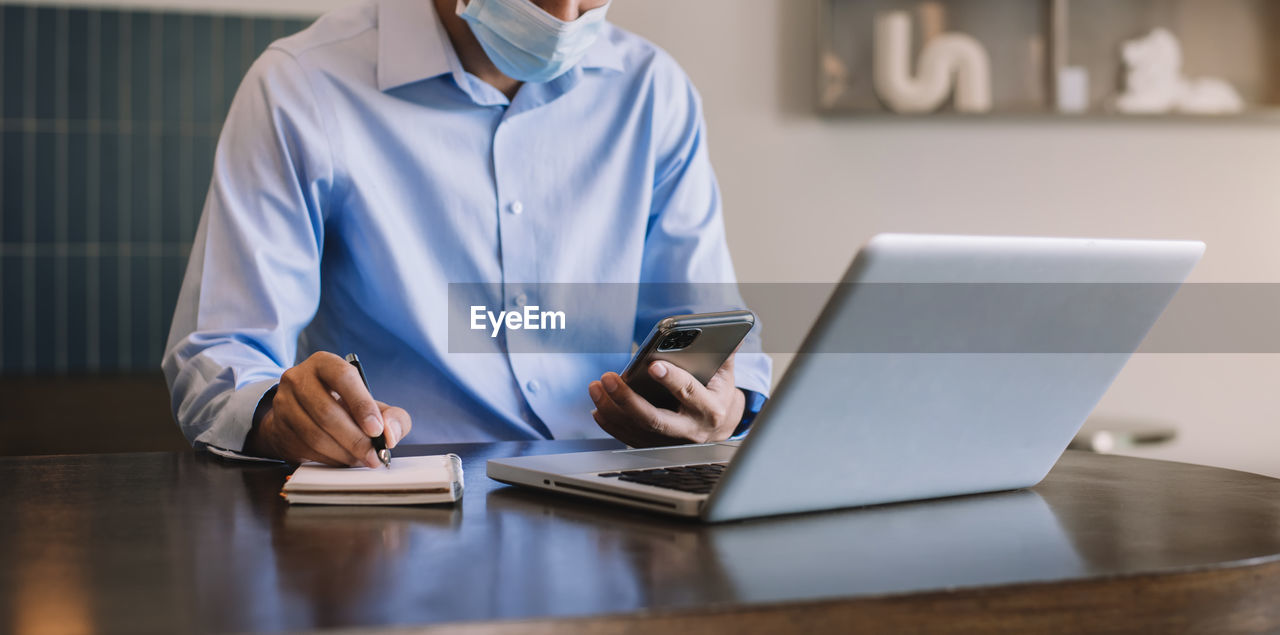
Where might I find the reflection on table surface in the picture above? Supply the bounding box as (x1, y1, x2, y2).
(484, 485, 1083, 602)
(5, 440, 1280, 634)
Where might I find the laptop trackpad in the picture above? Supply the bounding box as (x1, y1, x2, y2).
(614, 443, 738, 464)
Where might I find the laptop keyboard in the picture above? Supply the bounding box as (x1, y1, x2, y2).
(597, 463, 727, 495)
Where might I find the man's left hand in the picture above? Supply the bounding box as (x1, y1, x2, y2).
(588, 355, 746, 447)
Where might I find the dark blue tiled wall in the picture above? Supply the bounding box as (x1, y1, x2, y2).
(0, 5, 312, 373)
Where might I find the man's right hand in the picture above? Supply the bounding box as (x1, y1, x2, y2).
(244, 352, 412, 467)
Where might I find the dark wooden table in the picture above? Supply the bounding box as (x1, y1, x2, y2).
(4, 441, 1280, 634)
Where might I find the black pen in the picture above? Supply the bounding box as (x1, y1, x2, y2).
(345, 353, 391, 469)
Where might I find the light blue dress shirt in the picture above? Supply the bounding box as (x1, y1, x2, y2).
(163, 0, 772, 452)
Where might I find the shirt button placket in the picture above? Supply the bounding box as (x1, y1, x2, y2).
(494, 123, 547, 434)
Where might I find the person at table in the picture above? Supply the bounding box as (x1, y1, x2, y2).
(163, 0, 771, 467)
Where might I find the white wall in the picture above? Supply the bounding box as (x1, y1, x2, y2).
(14, 0, 1279, 476)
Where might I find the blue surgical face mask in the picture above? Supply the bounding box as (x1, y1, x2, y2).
(456, 0, 611, 83)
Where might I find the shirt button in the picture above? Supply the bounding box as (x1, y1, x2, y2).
(509, 201, 524, 215)
(513, 293, 528, 307)
(526, 380, 541, 394)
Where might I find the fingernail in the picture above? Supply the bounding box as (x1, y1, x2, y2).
(365, 450, 380, 469)
(602, 374, 618, 394)
(389, 420, 403, 448)
(589, 382, 602, 401)
(650, 362, 667, 378)
(363, 415, 384, 437)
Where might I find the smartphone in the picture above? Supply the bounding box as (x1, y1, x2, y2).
(620, 310, 756, 410)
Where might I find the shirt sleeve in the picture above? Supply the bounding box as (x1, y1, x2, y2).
(634, 61, 773, 404)
(162, 48, 338, 453)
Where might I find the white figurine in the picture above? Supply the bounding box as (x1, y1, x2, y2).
(873, 11, 993, 114)
(1116, 28, 1244, 115)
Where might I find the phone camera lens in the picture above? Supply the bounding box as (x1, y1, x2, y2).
(659, 329, 699, 351)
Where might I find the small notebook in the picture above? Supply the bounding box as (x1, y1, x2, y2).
(282, 454, 464, 505)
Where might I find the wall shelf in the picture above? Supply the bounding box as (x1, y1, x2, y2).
(819, 0, 1280, 118)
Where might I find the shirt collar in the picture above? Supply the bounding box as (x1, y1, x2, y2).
(377, 0, 457, 92)
(578, 25, 625, 74)
(377, 0, 624, 93)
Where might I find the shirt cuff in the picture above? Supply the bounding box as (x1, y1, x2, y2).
(730, 388, 768, 439)
(203, 445, 287, 464)
(192, 378, 280, 456)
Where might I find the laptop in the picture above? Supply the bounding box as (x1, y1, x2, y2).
(487, 234, 1205, 522)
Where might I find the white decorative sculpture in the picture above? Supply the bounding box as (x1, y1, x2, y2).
(1056, 66, 1090, 114)
(873, 10, 993, 114)
(1116, 28, 1244, 115)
